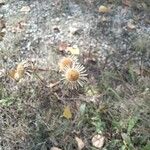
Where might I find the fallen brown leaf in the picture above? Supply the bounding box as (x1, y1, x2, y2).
(127, 22, 136, 30)
(92, 134, 105, 149)
(58, 42, 68, 52)
(16, 63, 25, 79)
(8, 63, 25, 81)
(67, 45, 80, 55)
(99, 5, 110, 13)
(63, 105, 72, 119)
(75, 136, 85, 150)
(20, 6, 31, 12)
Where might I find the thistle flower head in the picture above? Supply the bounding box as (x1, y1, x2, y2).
(58, 56, 77, 71)
(65, 69, 79, 81)
(62, 63, 87, 89)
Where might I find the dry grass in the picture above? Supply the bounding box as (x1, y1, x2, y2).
(1, 44, 150, 149)
(0, 0, 150, 150)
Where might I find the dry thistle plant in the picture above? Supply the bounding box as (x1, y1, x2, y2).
(62, 63, 87, 89)
(7, 56, 87, 90)
(58, 56, 77, 71)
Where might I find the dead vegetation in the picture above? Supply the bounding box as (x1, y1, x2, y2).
(0, 0, 150, 150)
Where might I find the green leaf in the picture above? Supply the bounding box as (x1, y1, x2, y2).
(91, 116, 105, 133)
(121, 133, 134, 150)
(0, 98, 14, 106)
(107, 88, 122, 101)
(40, 144, 47, 150)
(121, 145, 126, 150)
(143, 141, 150, 150)
(79, 103, 86, 116)
(127, 117, 138, 134)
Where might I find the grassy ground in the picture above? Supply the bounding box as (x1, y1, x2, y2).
(0, 0, 150, 150)
(1, 42, 150, 150)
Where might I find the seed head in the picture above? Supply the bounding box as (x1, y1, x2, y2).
(58, 56, 77, 71)
(65, 69, 80, 81)
(62, 64, 87, 89)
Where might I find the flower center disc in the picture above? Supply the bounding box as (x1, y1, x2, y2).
(66, 69, 79, 81)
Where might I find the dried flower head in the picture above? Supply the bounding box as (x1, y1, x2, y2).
(62, 64, 87, 89)
(58, 56, 77, 71)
